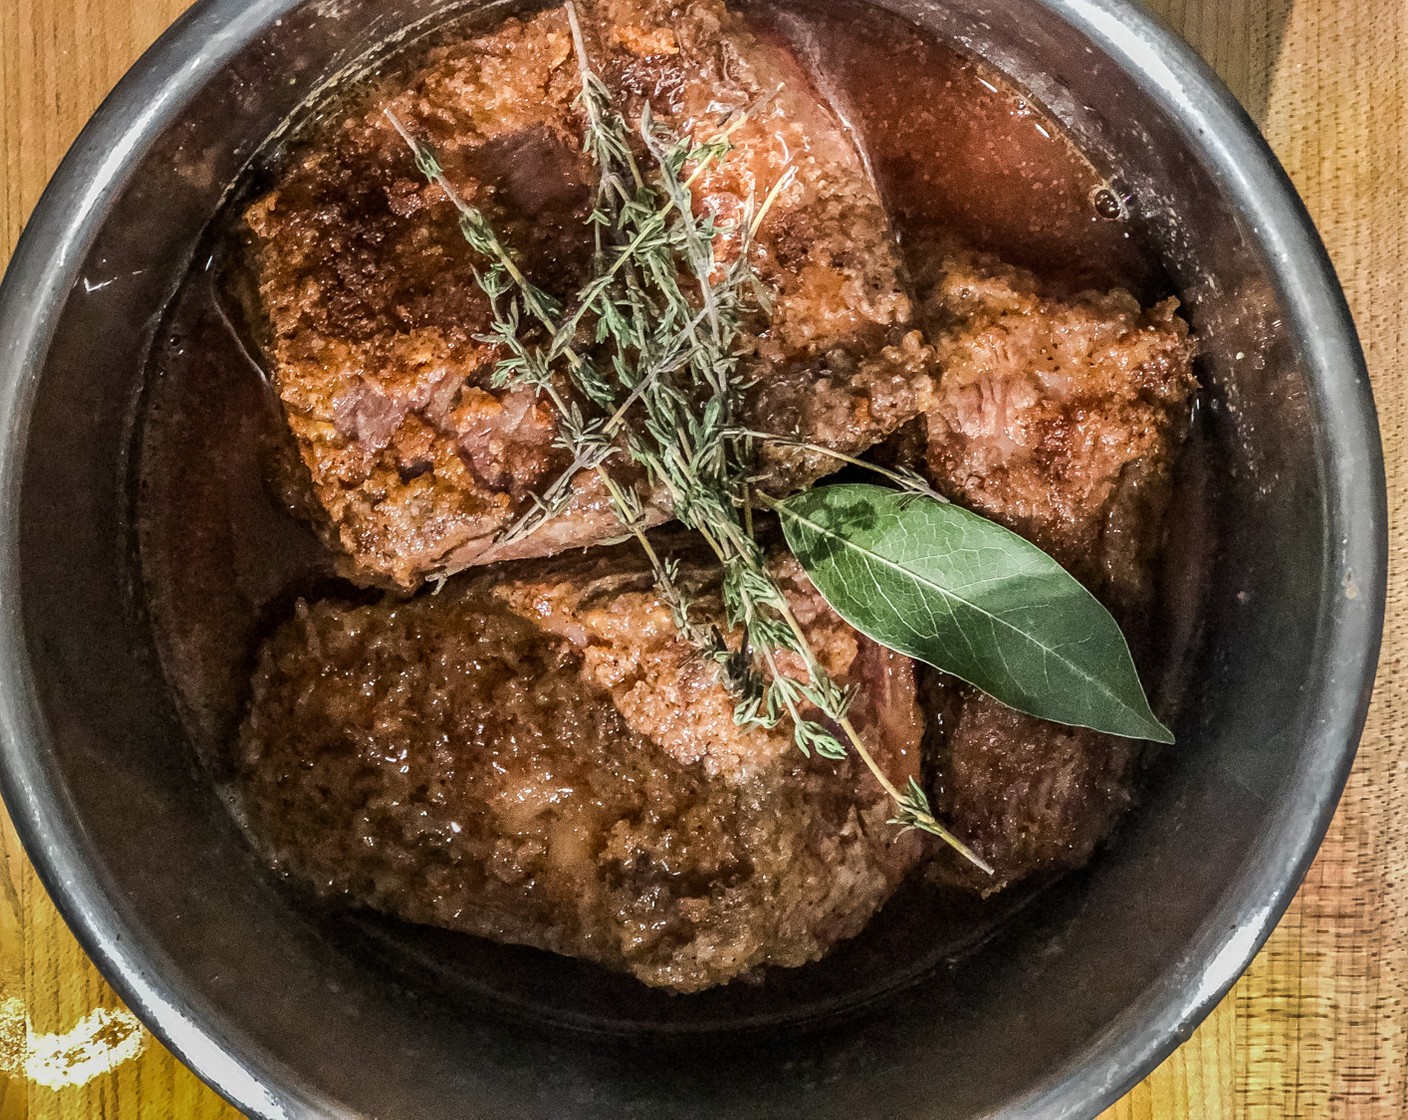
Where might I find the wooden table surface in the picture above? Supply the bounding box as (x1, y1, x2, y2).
(1, 0, 1404, 1115)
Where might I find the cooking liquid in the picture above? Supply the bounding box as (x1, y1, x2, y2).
(752, 1, 1155, 294)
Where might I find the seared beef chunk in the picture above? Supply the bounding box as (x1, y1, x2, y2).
(914, 249, 1196, 891)
(241, 0, 930, 589)
(237, 547, 923, 992)
(919, 249, 1195, 617)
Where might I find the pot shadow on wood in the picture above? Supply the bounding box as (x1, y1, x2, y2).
(1141, 0, 1294, 125)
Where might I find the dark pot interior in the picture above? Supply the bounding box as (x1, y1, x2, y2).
(0, 0, 1385, 1117)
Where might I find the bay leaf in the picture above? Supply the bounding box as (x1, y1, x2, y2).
(773, 484, 1173, 743)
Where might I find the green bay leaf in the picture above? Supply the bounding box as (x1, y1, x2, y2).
(773, 484, 1173, 744)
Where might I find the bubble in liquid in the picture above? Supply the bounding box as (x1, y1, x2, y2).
(1091, 185, 1127, 221)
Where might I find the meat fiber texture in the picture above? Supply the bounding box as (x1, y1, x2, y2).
(914, 247, 1197, 892)
(236, 547, 924, 992)
(240, 0, 930, 590)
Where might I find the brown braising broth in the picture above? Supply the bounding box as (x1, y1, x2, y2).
(139, 0, 1181, 864)
(749, 2, 1154, 293)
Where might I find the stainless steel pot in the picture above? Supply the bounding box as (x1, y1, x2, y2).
(0, 0, 1386, 1116)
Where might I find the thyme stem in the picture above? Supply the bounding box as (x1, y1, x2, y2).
(730, 428, 948, 501)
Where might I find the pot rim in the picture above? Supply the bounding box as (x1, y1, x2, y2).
(0, 0, 1386, 1117)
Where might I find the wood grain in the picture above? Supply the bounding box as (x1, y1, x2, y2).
(2, 0, 1403, 1116)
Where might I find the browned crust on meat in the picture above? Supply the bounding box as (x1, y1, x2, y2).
(240, 0, 930, 590)
(918, 247, 1196, 611)
(928, 694, 1141, 891)
(236, 547, 923, 991)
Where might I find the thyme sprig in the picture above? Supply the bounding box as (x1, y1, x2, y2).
(385, 107, 703, 643)
(727, 427, 949, 502)
(384, 2, 988, 872)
